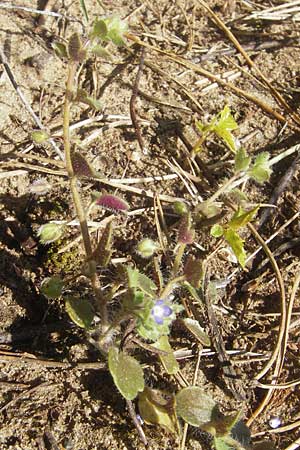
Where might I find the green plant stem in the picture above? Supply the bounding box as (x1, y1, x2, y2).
(63, 61, 108, 328)
(160, 276, 185, 298)
(172, 244, 186, 276)
(208, 173, 240, 203)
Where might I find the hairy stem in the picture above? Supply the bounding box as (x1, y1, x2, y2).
(63, 61, 108, 328)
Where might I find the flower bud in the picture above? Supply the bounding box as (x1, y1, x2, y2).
(31, 130, 50, 144)
(136, 238, 159, 258)
(173, 201, 188, 216)
(37, 223, 65, 245)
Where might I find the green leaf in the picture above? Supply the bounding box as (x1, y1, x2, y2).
(196, 201, 221, 219)
(214, 411, 243, 436)
(127, 267, 157, 297)
(211, 224, 224, 237)
(228, 189, 248, 205)
(79, 0, 89, 22)
(183, 281, 203, 304)
(92, 16, 128, 46)
(90, 44, 113, 60)
(213, 437, 233, 450)
(108, 347, 144, 400)
(152, 336, 179, 375)
(41, 277, 64, 299)
(105, 17, 128, 46)
(138, 387, 178, 434)
(91, 19, 108, 39)
(137, 238, 159, 258)
(224, 229, 246, 268)
(181, 318, 210, 346)
(75, 89, 102, 111)
(173, 201, 189, 216)
(65, 296, 94, 329)
(228, 206, 259, 231)
(234, 148, 251, 173)
(248, 152, 272, 184)
(176, 387, 216, 428)
(52, 42, 68, 59)
(214, 105, 238, 152)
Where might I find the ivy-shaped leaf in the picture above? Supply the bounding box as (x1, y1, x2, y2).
(75, 89, 102, 111)
(152, 336, 179, 375)
(228, 206, 259, 231)
(214, 105, 238, 152)
(234, 148, 251, 173)
(108, 347, 144, 400)
(248, 152, 272, 183)
(52, 42, 68, 59)
(224, 229, 246, 268)
(214, 410, 243, 437)
(91, 16, 127, 46)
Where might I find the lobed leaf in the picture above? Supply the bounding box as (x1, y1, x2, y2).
(228, 206, 259, 231)
(127, 267, 157, 297)
(224, 229, 246, 268)
(248, 152, 272, 184)
(214, 105, 238, 152)
(234, 148, 251, 173)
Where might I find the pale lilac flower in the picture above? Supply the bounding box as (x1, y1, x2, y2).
(151, 300, 173, 325)
(269, 416, 281, 429)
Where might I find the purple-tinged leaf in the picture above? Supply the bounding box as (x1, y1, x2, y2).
(71, 152, 94, 178)
(183, 256, 203, 288)
(178, 213, 195, 244)
(96, 193, 129, 213)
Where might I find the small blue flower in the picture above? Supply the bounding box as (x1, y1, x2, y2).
(151, 299, 173, 325)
